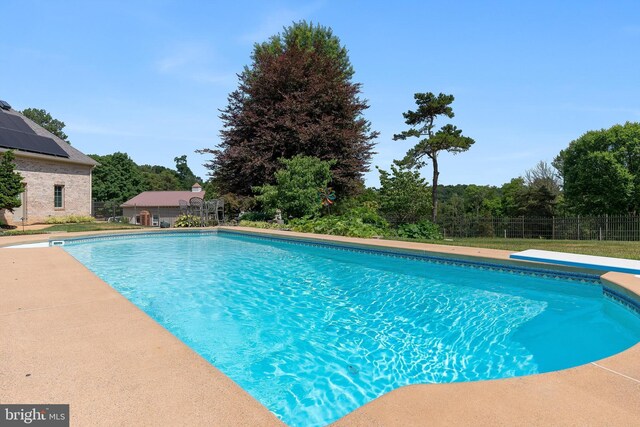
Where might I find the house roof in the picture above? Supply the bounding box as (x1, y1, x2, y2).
(121, 191, 206, 207)
(0, 107, 98, 167)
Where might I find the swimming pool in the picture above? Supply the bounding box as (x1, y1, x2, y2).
(62, 231, 640, 426)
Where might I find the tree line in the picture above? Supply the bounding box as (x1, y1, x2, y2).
(88, 153, 203, 205)
(3, 21, 639, 230)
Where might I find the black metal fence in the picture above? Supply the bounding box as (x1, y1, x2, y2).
(437, 215, 640, 241)
(92, 200, 123, 220)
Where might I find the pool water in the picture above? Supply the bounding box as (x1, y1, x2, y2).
(63, 233, 640, 426)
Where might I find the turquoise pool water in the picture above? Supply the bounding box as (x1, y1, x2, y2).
(63, 232, 640, 426)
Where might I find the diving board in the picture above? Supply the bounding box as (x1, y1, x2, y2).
(510, 249, 640, 275)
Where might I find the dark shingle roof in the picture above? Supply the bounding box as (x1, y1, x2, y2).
(0, 108, 97, 166)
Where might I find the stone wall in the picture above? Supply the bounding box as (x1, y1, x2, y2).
(0, 156, 93, 225)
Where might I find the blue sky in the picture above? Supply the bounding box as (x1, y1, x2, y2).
(2, 1, 639, 188)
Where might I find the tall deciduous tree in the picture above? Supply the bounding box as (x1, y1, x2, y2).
(555, 122, 640, 215)
(174, 155, 201, 189)
(21, 108, 70, 143)
(200, 21, 378, 197)
(139, 164, 182, 191)
(89, 152, 145, 204)
(0, 150, 24, 213)
(393, 93, 475, 222)
(521, 161, 562, 217)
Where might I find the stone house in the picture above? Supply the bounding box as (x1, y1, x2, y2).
(0, 101, 98, 225)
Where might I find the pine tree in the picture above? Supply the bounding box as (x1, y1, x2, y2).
(0, 150, 24, 212)
(393, 93, 475, 222)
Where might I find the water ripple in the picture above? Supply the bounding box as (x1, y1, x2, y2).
(64, 234, 640, 427)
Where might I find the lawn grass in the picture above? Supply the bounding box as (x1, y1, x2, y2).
(0, 229, 51, 237)
(421, 237, 640, 260)
(0, 222, 144, 236)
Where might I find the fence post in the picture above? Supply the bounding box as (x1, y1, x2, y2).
(605, 214, 608, 241)
(577, 215, 580, 240)
(522, 216, 525, 239)
(552, 216, 555, 240)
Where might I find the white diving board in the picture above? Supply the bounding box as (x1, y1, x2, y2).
(510, 249, 640, 275)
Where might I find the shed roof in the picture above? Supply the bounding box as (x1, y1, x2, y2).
(121, 191, 206, 207)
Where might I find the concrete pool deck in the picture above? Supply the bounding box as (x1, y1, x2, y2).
(1, 227, 639, 426)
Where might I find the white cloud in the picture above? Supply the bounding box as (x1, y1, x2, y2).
(157, 49, 198, 73)
(155, 42, 234, 86)
(67, 118, 212, 144)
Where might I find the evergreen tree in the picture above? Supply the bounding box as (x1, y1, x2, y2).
(0, 150, 24, 212)
(393, 92, 475, 222)
(200, 21, 378, 197)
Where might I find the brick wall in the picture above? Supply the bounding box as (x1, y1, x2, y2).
(0, 156, 93, 225)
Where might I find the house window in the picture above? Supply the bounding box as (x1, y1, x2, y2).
(54, 185, 65, 209)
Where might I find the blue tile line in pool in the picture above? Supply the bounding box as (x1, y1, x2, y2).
(217, 230, 602, 283)
(51, 229, 640, 314)
(603, 287, 640, 317)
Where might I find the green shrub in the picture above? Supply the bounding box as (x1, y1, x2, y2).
(343, 205, 388, 228)
(45, 215, 95, 224)
(254, 155, 335, 219)
(239, 203, 389, 238)
(396, 220, 442, 240)
(378, 163, 432, 225)
(238, 220, 287, 230)
(174, 214, 201, 227)
(239, 211, 272, 222)
(289, 215, 387, 238)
